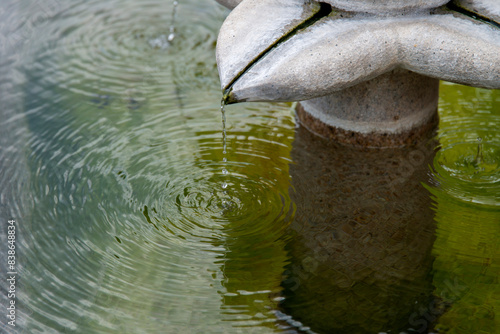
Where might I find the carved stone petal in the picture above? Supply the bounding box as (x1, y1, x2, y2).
(452, 0, 500, 24)
(216, 0, 452, 13)
(323, 0, 449, 13)
(400, 15, 500, 88)
(226, 14, 500, 102)
(216, 0, 320, 91)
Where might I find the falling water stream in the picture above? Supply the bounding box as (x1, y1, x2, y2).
(0, 0, 499, 333)
(219, 98, 235, 213)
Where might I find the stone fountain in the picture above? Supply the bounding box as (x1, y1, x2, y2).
(215, 0, 500, 146)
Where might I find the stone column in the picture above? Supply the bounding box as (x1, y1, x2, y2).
(297, 69, 440, 147)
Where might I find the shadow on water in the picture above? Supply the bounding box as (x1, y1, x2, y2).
(280, 124, 439, 333)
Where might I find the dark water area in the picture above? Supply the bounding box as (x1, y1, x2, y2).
(0, 0, 499, 333)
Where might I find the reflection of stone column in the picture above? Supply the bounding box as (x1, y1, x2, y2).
(280, 125, 438, 333)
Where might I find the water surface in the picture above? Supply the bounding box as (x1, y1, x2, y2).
(0, 1, 499, 333)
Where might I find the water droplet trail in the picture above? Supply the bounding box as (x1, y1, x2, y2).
(221, 98, 227, 156)
(220, 97, 231, 209)
(168, 1, 178, 42)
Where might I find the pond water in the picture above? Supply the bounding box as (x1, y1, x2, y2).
(0, 0, 498, 333)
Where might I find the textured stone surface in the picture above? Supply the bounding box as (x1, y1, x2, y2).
(452, 0, 500, 23)
(223, 12, 500, 102)
(216, 0, 452, 13)
(297, 69, 439, 138)
(296, 102, 439, 147)
(216, 0, 320, 91)
(324, 0, 449, 13)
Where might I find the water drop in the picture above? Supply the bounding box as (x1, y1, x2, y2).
(221, 99, 227, 155)
(167, 0, 178, 42)
(220, 99, 230, 197)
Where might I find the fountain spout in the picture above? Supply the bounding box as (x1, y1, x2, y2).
(215, 0, 500, 146)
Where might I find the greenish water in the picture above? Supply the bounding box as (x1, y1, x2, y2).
(0, 1, 498, 333)
(428, 84, 500, 334)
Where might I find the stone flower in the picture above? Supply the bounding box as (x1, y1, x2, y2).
(216, 0, 500, 103)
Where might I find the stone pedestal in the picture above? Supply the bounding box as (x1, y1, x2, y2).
(297, 69, 440, 147)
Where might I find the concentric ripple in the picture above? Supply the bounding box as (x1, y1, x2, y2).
(432, 82, 500, 206)
(4, 0, 498, 332)
(436, 140, 500, 183)
(21, 0, 223, 106)
(142, 131, 295, 244)
(1, 0, 295, 333)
